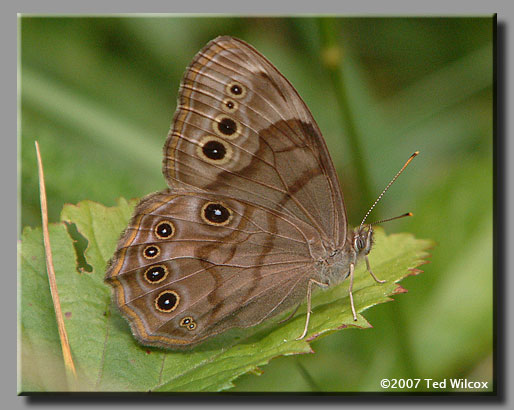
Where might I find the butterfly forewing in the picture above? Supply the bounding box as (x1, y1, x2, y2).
(163, 36, 346, 248)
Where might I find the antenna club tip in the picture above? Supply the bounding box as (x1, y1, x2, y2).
(407, 212, 413, 217)
(413, 151, 420, 156)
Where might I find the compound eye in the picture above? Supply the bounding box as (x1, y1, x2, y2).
(356, 237, 365, 250)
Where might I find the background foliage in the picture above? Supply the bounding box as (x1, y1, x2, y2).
(20, 16, 493, 392)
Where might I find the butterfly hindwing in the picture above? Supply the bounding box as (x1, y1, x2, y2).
(105, 190, 321, 347)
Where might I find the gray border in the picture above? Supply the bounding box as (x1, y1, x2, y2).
(10, 1, 512, 409)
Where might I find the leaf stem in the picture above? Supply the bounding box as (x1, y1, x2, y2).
(296, 361, 322, 391)
(35, 141, 77, 388)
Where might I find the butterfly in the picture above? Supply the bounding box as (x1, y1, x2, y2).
(105, 36, 416, 348)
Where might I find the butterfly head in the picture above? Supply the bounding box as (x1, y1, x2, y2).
(352, 225, 374, 257)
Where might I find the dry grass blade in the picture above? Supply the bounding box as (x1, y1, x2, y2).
(35, 141, 77, 384)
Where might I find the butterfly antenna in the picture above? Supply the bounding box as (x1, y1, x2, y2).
(370, 212, 413, 226)
(360, 151, 419, 228)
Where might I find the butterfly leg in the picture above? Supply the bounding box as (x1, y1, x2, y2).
(296, 279, 329, 340)
(278, 302, 301, 324)
(349, 263, 358, 321)
(365, 256, 386, 284)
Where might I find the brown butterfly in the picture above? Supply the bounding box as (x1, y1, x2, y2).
(105, 36, 416, 348)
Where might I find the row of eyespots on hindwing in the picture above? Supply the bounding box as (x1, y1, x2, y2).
(137, 201, 234, 331)
(139, 219, 197, 331)
(196, 79, 248, 166)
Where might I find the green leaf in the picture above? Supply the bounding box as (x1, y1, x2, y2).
(19, 199, 433, 392)
(19, 224, 73, 392)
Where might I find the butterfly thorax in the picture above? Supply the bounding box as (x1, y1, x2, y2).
(316, 225, 374, 285)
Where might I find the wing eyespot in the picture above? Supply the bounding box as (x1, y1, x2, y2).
(196, 136, 233, 165)
(154, 290, 180, 312)
(226, 81, 246, 99)
(222, 98, 238, 113)
(180, 316, 197, 331)
(201, 201, 233, 226)
(143, 264, 169, 284)
(213, 114, 241, 140)
(143, 245, 160, 259)
(154, 220, 175, 240)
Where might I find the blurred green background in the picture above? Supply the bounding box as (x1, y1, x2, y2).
(20, 16, 493, 392)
